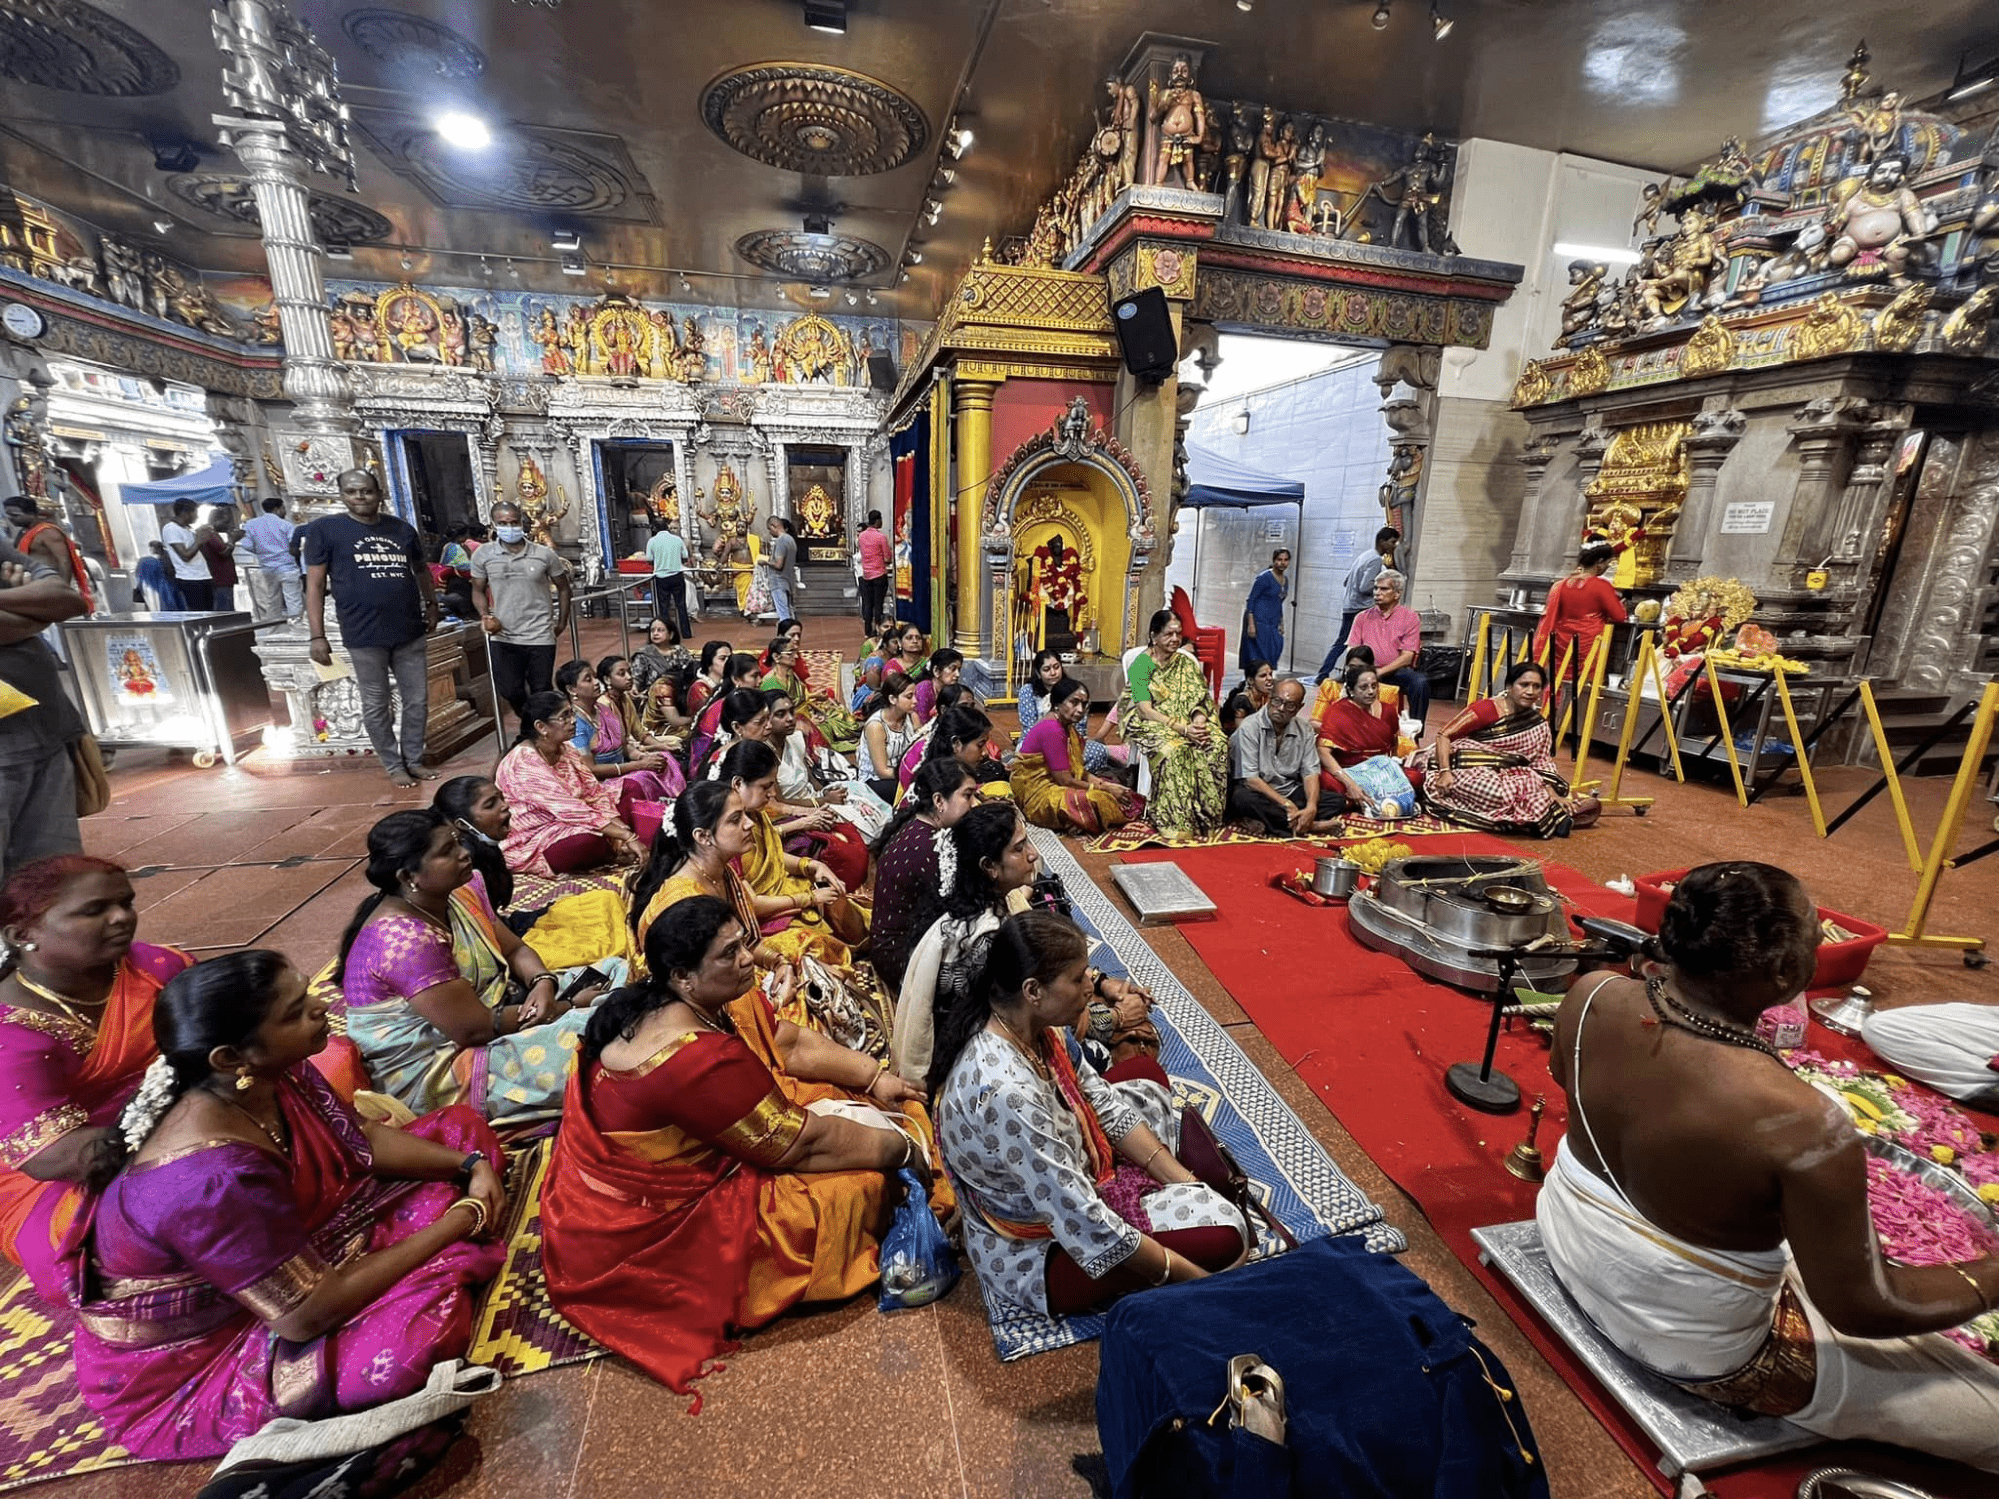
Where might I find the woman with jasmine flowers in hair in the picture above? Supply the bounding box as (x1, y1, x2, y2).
(65, 951, 506, 1460)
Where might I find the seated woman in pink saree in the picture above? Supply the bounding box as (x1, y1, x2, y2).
(0, 856, 191, 1300)
(1421, 659, 1598, 838)
(68, 951, 507, 1461)
(559, 657, 680, 819)
(496, 693, 646, 877)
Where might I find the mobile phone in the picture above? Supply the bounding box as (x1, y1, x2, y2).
(556, 965, 608, 1005)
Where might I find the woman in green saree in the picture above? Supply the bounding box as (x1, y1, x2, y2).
(336, 809, 630, 1127)
(1117, 609, 1228, 840)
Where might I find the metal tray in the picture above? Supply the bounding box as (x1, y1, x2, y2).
(1860, 1134, 1999, 1250)
(1109, 861, 1218, 925)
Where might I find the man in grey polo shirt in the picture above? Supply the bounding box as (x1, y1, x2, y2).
(1227, 676, 1337, 836)
(764, 515, 799, 621)
(470, 502, 572, 726)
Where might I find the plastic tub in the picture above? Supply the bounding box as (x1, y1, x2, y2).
(1633, 868, 1889, 990)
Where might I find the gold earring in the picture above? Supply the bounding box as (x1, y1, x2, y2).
(234, 1069, 254, 1092)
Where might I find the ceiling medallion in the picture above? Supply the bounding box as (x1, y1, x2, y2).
(351, 108, 660, 223)
(340, 9, 486, 79)
(734, 229, 890, 283)
(700, 63, 927, 176)
(0, 0, 178, 96)
(166, 172, 394, 246)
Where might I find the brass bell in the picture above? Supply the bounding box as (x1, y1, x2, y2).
(1503, 1096, 1548, 1183)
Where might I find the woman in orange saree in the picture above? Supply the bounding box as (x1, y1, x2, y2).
(543, 894, 948, 1399)
(0, 856, 191, 1299)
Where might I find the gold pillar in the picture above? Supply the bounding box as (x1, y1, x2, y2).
(952, 378, 997, 653)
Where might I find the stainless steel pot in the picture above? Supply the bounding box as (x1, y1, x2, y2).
(1312, 858, 1361, 899)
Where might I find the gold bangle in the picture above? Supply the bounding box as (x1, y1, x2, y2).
(1950, 1264, 1993, 1313)
(448, 1195, 489, 1238)
(1152, 1245, 1174, 1286)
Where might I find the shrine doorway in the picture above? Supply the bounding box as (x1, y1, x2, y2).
(592, 439, 682, 566)
(785, 444, 850, 574)
(387, 430, 478, 554)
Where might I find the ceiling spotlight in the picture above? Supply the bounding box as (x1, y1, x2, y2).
(865, 291, 878, 305)
(1237, 0, 1252, 9)
(604, 268, 617, 285)
(324, 242, 353, 260)
(679, 276, 693, 294)
(1371, 1, 1392, 29)
(844, 292, 858, 305)
(1430, 1, 1453, 39)
(933, 166, 956, 187)
(551, 229, 581, 252)
(506, 258, 520, 280)
(433, 110, 491, 150)
(947, 123, 974, 158)
(399, 253, 413, 271)
(560, 254, 586, 276)
(905, 249, 924, 265)
(808, 285, 831, 300)
(899, 268, 910, 283)
(151, 218, 173, 234)
(802, 0, 846, 34)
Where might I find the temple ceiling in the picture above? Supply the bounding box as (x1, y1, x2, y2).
(0, 0, 1990, 322)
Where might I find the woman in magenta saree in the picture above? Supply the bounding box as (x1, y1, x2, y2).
(67, 951, 506, 1461)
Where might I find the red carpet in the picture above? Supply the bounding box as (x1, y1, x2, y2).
(1119, 836, 1989, 1498)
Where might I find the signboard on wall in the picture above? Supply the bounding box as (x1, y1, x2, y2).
(1719, 501, 1775, 535)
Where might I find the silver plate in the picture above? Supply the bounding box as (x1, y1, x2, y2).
(1860, 1135, 1999, 1248)
(1471, 1220, 1819, 1479)
(1109, 861, 1218, 925)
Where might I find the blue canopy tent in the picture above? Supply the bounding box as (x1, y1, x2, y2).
(1182, 443, 1306, 672)
(115, 457, 239, 508)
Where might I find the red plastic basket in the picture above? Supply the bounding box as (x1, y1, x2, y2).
(1633, 868, 1888, 990)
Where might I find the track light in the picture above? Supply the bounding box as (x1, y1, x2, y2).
(844, 292, 858, 305)
(560, 254, 586, 276)
(899, 268, 910, 283)
(1431, 1, 1453, 39)
(905, 249, 923, 264)
(1372, 1, 1392, 29)
(947, 122, 974, 158)
(808, 285, 831, 300)
(1237, 0, 1252, 9)
(151, 218, 173, 234)
(432, 111, 491, 150)
(479, 257, 491, 276)
(933, 166, 956, 187)
(679, 276, 693, 293)
(324, 242, 353, 260)
(551, 230, 581, 252)
(865, 291, 878, 305)
(507, 259, 520, 280)
(399, 253, 413, 271)
(802, 0, 846, 34)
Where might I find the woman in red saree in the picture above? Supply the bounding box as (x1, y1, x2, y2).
(1422, 660, 1599, 838)
(0, 856, 191, 1300)
(1315, 662, 1421, 816)
(1533, 542, 1626, 688)
(69, 951, 506, 1460)
(543, 894, 947, 1398)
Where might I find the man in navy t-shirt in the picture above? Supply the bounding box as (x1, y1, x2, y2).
(303, 469, 439, 787)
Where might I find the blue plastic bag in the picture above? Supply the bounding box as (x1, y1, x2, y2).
(877, 1165, 959, 1311)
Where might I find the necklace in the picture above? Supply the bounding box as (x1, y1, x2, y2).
(220, 1090, 290, 1156)
(991, 1013, 1050, 1078)
(1645, 975, 1780, 1059)
(13, 972, 106, 1024)
(396, 893, 451, 933)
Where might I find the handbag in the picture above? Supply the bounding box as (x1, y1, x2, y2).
(1176, 1105, 1297, 1252)
(69, 732, 111, 817)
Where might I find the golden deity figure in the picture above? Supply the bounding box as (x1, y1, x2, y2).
(796, 483, 838, 540)
(672, 316, 708, 383)
(531, 306, 571, 376)
(700, 462, 756, 564)
(744, 323, 774, 384)
(515, 454, 566, 545)
(772, 313, 850, 384)
(1638, 205, 1727, 325)
(1558, 259, 1608, 342)
(1583, 495, 1647, 587)
(1147, 53, 1207, 191)
(1826, 154, 1927, 282)
(646, 310, 674, 380)
(1842, 90, 1905, 167)
(647, 472, 680, 528)
(564, 305, 590, 372)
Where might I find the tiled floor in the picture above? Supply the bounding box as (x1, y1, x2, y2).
(14, 612, 1998, 1497)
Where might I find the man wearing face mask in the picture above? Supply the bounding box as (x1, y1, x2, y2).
(471, 501, 572, 729)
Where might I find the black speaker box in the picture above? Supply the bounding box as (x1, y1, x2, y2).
(1111, 286, 1177, 384)
(867, 352, 897, 392)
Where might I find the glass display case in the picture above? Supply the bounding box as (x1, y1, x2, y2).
(59, 612, 272, 767)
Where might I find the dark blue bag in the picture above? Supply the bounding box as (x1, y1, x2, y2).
(877, 1166, 959, 1311)
(1096, 1236, 1547, 1498)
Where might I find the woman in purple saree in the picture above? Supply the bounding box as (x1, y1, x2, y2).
(66, 951, 507, 1461)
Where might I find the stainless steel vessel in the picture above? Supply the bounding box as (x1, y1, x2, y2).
(1311, 858, 1361, 899)
(1346, 854, 1577, 992)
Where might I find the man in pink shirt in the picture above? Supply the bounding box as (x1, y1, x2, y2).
(856, 508, 892, 635)
(1346, 569, 1429, 724)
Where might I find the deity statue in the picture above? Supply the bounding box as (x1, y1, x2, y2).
(1107, 76, 1141, 199)
(1841, 90, 1904, 167)
(699, 462, 755, 565)
(1638, 204, 1727, 324)
(139, 253, 172, 322)
(250, 303, 281, 345)
(468, 314, 497, 373)
(1600, 271, 1644, 339)
(1246, 108, 1280, 229)
(674, 315, 708, 382)
(796, 483, 839, 540)
(1147, 54, 1207, 191)
(1368, 134, 1452, 254)
(1018, 532, 1089, 653)
(4, 393, 49, 499)
(516, 453, 565, 544)
(1558, 259, 1609, 342)
(167, 276, 236, 337)
(563, 305, 590, 373)
(1838, 41, 1872, 105)
(772, 314, 847, 384)
(1826, 154, 1928, 282)
(646, 310, 674, 379)
(98, 234, 145, 311)
(1220, 103, 1257, 223)
(647, 472, 680, 528)
(1378, 443, 1423, 532)
(746, 323, 774, 384)
(438, 303, 467, 367)
(1283, 122, 1328, 234)
(387, 290, 441, 363)
(531, 306, 571, 376)
(1262, 119, 1300, 231)
(1633, 179, 1671, 239)
(605, 319, 640, 377)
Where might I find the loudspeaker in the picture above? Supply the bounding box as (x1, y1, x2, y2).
(1111, 286, 1176, 384)
(867, 352, 897, 392)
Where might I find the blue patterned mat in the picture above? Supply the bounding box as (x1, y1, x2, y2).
(975, 829, 1406, 1363)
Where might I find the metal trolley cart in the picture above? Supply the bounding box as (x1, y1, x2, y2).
(59, 612, 273, 768)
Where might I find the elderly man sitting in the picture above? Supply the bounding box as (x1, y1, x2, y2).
(1343, 569, 1428, 727)
(1227, 677, 1343, 836)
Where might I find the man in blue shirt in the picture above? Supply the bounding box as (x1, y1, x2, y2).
(645, 521, 693, 635)
(303, 469, 439, 788)
(241, 496, 303, 617)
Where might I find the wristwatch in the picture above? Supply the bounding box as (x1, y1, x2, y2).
(455, 1151, 486, 1184)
